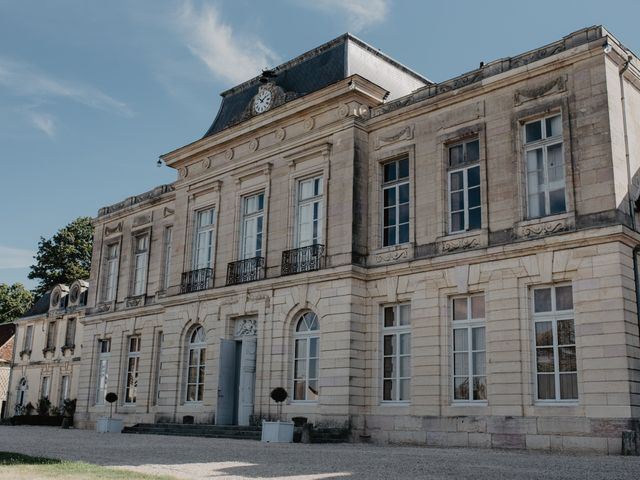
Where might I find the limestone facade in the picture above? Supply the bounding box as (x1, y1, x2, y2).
(75, 26, 640, 453)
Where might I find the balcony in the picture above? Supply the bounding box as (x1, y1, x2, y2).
(281, 244, 325, 276)
(226, 256, 265, 286)
(181, 268, 213, 294)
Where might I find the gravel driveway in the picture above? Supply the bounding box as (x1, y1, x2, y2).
(1, 426, 639, 479)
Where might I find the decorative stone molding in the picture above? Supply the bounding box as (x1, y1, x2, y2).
(275, 127, 286, 142)
(98, 184, 175, 217)
(133, 213, 152, 227)
(225, 148, 234, 161)
(61, 344, 75, 355)
(125, 296, 145, 308)
(19, 349, 31, 360)
(202, 157, 211, 169)
(163, 207, 174, 217)
(104, 222, 123, 237)
(178, 167, 188, 179)
(374, 125, 414, 150)
(96, 303, 111, 313)
(515, 77, 566, 105)
(517, 220, 569, 239)
(441, 236, 480, 253)
(337, 104, 350, 118)
(249, 138, 259, 152)
(303, 117, 315, 131)
(375, 249, 408, 263)
(235, 318, 257, 337)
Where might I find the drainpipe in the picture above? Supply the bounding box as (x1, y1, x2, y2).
(619, 53, 635, 230)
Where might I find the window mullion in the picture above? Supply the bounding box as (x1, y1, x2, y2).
(463, 168, 469, 231)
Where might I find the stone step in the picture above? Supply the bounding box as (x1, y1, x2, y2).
(122, 423, 262, 441)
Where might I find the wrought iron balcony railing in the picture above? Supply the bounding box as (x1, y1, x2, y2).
(226, 256, 265, 286)
(181, 268, 213, 294)
(281, 244, 325, 276)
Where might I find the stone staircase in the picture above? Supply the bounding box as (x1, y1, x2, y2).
(122, 423, 262, 440)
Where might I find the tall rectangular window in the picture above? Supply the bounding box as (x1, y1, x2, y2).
(162, 226, 173, 290)
(193, 208, 216, 269)
(23, 325, 33, 351)
(241, 192, 265, 259)
(448, 139, 481, 233)
(64, 318, 76, 347)
(382, 304, 411, 402)
(96, 339, 111, 405)
(104, 243, 119, 301)
(132, 234, 149, 296)
(382, 157, 410, 246)
(452, 295, 486, 402)
(154, 331, 163, 405)
(46, 321, 56, 349)
(296, 176, 323, 247)
(59, 375, 70, 406)
(124, 336, 141, 404)
(524, 114, 565, 218)
(41, 376, 50, 399)
(533, 285, 577, 401)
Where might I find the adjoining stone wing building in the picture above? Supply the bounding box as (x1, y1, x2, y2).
(76, 26, 640, 453)
(7, 281, 88, 415)
(0, 323, 16, 418)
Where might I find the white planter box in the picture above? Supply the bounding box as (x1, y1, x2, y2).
(96, 417, 123, 433)
(261, 420, 294, 443)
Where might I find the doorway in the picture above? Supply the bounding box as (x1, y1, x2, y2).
(216, 318, 257, 426)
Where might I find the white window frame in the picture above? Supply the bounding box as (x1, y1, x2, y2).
(59, 375, 70, 406)
(451, 294, 487, 403)
(124, 336, 141, 404)
(23, 325, 33, 352)
(295, 176, 323, 248)
(192, 208, 216, 270)
(381, 157, 410, 247)
(532, 284, 578, 403)
(447, 138, 481, 234)
(381, 303, 411, 403)
(240, 192, 265, 259)
(64, 318, 76, 347)
(153, 331, 164, 405)
(185, 326, 206, 403)
(132, 234, 149, 296)
(45, 321, 56, 350)
(95, 339, 111, 405)
(524, 114, 565, 218)
(41, 376, 50, 399)
(292, 312, 320, 402)
(103, 243, 119, 302)
(162, 226, 173, 290)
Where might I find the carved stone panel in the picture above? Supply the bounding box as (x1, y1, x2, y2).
(516, 219, 570, 239)
(441, 236, 480, 253)
(235, 318, 257, 337)
(104, 222, 123, 237)
(515, 77, 566, 105)
(374, 125, 414, 150)
(375, 249, 409, 264)
(133, 213, 152, 227)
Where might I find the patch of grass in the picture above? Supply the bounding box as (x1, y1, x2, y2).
(0, 452, 176, 479)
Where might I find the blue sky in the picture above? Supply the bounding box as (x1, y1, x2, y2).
(1, 0, 639, 290)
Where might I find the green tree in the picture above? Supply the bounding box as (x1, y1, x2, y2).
(28, 217, 94, 297)
(0, 283, 33, 323)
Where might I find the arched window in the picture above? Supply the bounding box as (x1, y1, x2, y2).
(293, 312, 319, 401)
(186, 326, 206, 402)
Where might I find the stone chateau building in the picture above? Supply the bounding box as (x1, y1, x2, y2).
(72, 26, 640, 453)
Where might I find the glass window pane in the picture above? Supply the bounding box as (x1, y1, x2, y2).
(453, 298, 467, 320)
(383, 379, 393, 401)
(549, 188, 566, 215)
(187, 385, 196, 402)
(454, 377, 469, 400)
(383, 357, 394, 377)
(536, 348, 555, 372)
(557, 319, 575, 345)
(473, 376, 487, 400)
(546, 115, 562, 137)
(535, 321, 553, 346)
(468, 208, 481, 230)
(383, 207, 396, 228)
(450, 171, 463, 191)
(383, 335, 394, 355)
(295, 360, 307, 379)
(384, 162, 396, 183)
(314, 178, 323, 196)
(384, 226, 396, 247)
(560, 373, 578, 399)
(449, 144, 464, 167)
(534, 288, 552, 313)
(309, 337, 319, 358)
(399, 305, 410, 326)
(399, 333, 410, 354)
(471, 296, 484, 319)
(526, 121, 542, 143)
(399, 378, 410, 401)
(473, 352, 485, 375)
(454, 352, 469, 375)
(537, 374, 555, 400)
(466, 140, 480, 163)
(451, 212, 464, 232)
(451, 191, 464, 211)
(399, 204, 409, 224)
(453, 328, 468, 351)
(295, 338, 307, 358)
(472, 327, 485, 351)
(558, 347, 576, 372)
(399, 356, 410, 378)
(384, 307, 395, 327)
(399, 223, 409, 244)
(398, 158, 409, 179)
(547, 144, 564, 182)
(468, 186, 481, 208)
(526, 148, 543, 173)
(383, 188, 396, 207)
(556, 286, 573, 311)
(467, 165, 480, 186)
(308, 359, 318, 378)
(399, 183, 409, 204)
(294, 380, 305, 400)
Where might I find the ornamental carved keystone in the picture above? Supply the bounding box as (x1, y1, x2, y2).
(235, 318, 257, 337)
(163, 207, 174, 217)
(441, 236, 480, 252)
(202, 157, 211, 169)
(375, 249, 408, 263)
(104, 222, 123, 237)
(125, 296, 144, 308)
(518, 221, 568, 239)
(225, 148, 234, 161)
(303, 117, 315, 131)
(374, 125, 414, 150)
(249, 138, 259, 152)
(275, 127, 286, 142)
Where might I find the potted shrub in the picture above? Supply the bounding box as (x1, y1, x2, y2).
(96, 392, 123, 433)
(37, 397, 51, 417)
(61, 399, 76, 429)
(261, 387, 294, 443)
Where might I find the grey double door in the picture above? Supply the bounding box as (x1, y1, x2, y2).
(216, 336, 257, 425)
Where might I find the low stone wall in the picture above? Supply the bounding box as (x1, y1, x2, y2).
(352, 415, 640, 455)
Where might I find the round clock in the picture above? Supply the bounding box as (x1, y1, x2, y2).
(253, 89, 272, 114)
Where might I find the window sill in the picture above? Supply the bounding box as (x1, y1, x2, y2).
(289, 400, 319, 405)
(437, 229, 485, 253)
(371, 243, 413, 265)
(451, 401, 488, 407)
(380, 401, 410, 406)
(534, 400, 579, 407)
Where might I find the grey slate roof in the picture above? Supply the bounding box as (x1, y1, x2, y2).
(204, 33, 431, 138)
(22, 291, 51, 317)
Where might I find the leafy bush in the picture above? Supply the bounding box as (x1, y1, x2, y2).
(37, 397, 51, 416)
(24, 403, 35, 416)
(62, 398, 76, 417)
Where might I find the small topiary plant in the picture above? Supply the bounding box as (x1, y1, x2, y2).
(270, 387, 288, 421)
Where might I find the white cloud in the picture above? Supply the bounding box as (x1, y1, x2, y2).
(0, 57, 133, 117)
(28, 111, 56, 138)
(176, 1, 280, 85)
(0, 245, 35, 269)
(299, 0, 390, 32)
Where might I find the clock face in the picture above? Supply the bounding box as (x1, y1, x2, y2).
(253, 89, 272, 114)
